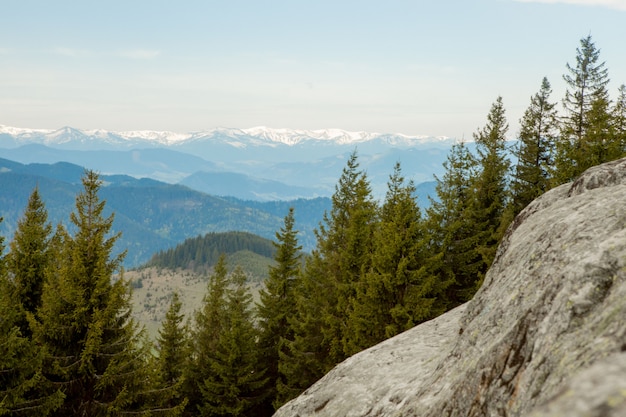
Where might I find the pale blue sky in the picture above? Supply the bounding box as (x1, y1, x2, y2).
(1, 0, 625, 138)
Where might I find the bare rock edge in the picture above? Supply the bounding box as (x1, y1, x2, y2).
(274, 158, 626, 417)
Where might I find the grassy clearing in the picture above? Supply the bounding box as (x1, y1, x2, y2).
(124, 267, 264, 340)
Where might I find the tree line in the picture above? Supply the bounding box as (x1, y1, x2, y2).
(1, 35, 625, 416)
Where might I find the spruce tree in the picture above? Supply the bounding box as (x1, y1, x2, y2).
(307, 150, 377, 364)
(426, 141, 481, 304)
(185, 254, 229, 414)
(276, 252, 328, 404)
(613, 84, 626, 157)
(33, 170, 162, 416)
(154, 292, 189, 412)
(344, 162, 446, 354)
(469, 96, 511, 283)
(510, 77, 558, 216)
(7, 187, 52, 323)
(0, 223, 64, 416)
(256, 207, 302, 411)
(198, 267, 267, 417)
(556, 35, 611, 182)
(280, 151, 377, 401)
(584, 93, 615, 167)
(321, 150, 378, 361)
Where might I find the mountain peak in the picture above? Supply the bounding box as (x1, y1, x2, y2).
(0, 124, 453, 149)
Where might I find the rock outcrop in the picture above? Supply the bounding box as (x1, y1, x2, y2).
(274, 158, 626, 417)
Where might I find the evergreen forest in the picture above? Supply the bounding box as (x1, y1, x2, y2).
(2, 35, 626, 416)
(145, 231, 277, 276)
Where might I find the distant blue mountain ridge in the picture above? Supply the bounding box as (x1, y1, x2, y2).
(0, 157, 324, 267)
(0, 125, 461, 200)
(0, 126, 458, 266)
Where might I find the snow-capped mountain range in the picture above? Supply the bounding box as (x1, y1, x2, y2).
(0, 125, 451, 149)
(0, 124, 462, 202)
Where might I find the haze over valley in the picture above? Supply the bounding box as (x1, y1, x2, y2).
(0, 125, 447, 266)
(0, 125, 450, 199)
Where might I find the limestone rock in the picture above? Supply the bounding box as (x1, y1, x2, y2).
(274, 157, 626, 417)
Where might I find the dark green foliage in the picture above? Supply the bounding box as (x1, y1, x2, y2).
(562, 35, 610, 140)
(0, 281, 64, 417)
(510, 77, 559, 216)
(33, 170, 173, 416)
(0, 223, 64, 417)
(427, 141, 482, 304)
(584, 93, 616, 167)
(155, 292, 189, 412)
(7, 188, 53, 320)
(256, 208, 302, 411)
(556, 35, 612, 182)
(423, 100, 511, 306)
(279, 151, 378, 402)
(311, 150, 378, 363)
(200, 267, 266, 416)
(469, 96, 512, 282)
(0, 193, 64, 416)
(613, 84, 626, 157)
(276, 251, 329, 404)
(323, 151, 379, 362)
(344, 163, 448, 354)
(197, 267, 267, 417)
(185, 254, 230, 414)
(146, 231, 277, 275)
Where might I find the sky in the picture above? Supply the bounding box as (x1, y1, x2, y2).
(2, 0, 626, 139)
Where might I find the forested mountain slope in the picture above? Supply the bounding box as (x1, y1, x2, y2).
(0, 158, 326, 266)
(145, 231, 277, 278)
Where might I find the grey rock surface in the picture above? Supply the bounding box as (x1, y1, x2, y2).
(274, 304, 467, 417)
(525, 352, 626, 417)
(274, 157, 626, 417)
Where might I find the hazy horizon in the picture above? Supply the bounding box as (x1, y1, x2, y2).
(2, 0, 626, 139)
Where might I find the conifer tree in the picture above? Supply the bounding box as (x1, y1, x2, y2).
(306, 150, 377, 363)
(184, 254, 229, 414)
(348, 163, 445, 353)
(155, 292, 189, 412)
(0, 224, 64, 417)
(556, 35, 611, 182)
(321, 151, 378, 361)
(280, 151, 377, 400)
(198, 266, 267, 417)
(470, 97, 511, 288)
(276, 252, 328, 404)
(7, 188, 52, 324)
(510, 77, 558, 216)
(584, 93, 615, 167)
(613, 84, 626, 157)
(344, 162, 446, 354)
(33, 170, 163, 416)
(256, 207, 302, 411)
(426, 141, 481, 304)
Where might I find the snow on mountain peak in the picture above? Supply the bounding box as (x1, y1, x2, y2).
(0, 124, 452, 148)
(0, 125, 52, 137)
(116, 130, 192, 144)
(241, 126, 383, 145)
